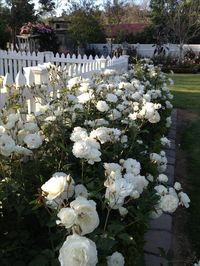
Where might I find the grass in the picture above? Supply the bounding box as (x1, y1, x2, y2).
(168, 73, 200, 257)
(182, 121, 200, 254)
(168, 73, 200, 111)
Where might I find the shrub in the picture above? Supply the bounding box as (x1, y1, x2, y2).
(20, 22, 59, 53)
(0, 61, 190, 265)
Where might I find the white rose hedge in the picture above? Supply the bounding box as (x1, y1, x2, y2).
(0, 60, 190, 265)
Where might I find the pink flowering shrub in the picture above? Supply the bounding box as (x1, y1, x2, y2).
(20, 22, 58, 52)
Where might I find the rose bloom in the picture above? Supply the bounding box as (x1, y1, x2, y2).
(75, 184, 88, 198)
(107, 251, 125, 266)
(106, 93, 118, 103)
(96, 100, 109, 112)
(41, 172, 74, 201)
(70, 196, 99, 235)
(59, 235, 98, 266)
(56, 208, 77, 228)
(0, 134, 15, 157)
(123, 158, 141, 176)
(174, 182, 182, 191)
(178, 192, 190, 208)
(7, 113, 20, 123)
(23, 133, 43, 149)
(157, 174, 168, 183)
(160, 194, 179, 213)
(77, 92, 93, 104)
(72, 137, 101, 165)
(70, 127, 88, 142)
(24, 122, 39, 133)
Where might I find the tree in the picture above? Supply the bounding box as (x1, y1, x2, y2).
(0, 1, 10, 49)
(5, 0, 36, 47)
(103, 0, 126, 25)
(38, 0, 55, 17)
(150, 0, 200, 59)
(66, 0, 105, 52)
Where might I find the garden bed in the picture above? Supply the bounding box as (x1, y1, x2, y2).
(0, 62, 190, 266)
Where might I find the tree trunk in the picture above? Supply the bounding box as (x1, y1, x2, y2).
(179, 42, 184, 62)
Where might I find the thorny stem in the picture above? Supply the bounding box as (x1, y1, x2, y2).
(81, 160, 84, 183)
(104, 208, 111, 231)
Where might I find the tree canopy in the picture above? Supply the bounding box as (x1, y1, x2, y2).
(66, 0, 105, 49)
(38, 0, 56, 17)
(4, 0, 36, 46)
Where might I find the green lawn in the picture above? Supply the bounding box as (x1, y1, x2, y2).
(169, 74, 200, 257)
(169, 73, 200, 111)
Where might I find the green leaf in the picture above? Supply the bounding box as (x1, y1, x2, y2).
(118, 233, 136, 245)
(107, 223, 124, 235)
(29, 255, 49, 266)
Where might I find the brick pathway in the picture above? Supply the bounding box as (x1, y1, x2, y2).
(144, 109, 177, 266)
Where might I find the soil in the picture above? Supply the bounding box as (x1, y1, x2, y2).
(171, 109, 198, 266)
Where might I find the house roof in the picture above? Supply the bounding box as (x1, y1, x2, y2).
(105, 23, 146, 37)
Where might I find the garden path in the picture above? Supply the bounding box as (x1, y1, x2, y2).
(144, 109, 177, 266)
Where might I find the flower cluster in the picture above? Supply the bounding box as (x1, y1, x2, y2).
(20, 22, 54, 36)
(0, 112, 43, 157)
(0, 60, 190, 266)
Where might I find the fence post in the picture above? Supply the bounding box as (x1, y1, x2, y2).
(28, 66, 48, 85)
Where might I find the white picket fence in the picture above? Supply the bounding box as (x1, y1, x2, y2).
(0, 50, 129, 82)
(0, 50, 129, 113)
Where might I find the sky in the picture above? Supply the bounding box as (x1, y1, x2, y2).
(30, 0, 145, 16)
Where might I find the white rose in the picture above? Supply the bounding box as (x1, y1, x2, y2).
(146, 174, 154, 182)
(150, 208, 163, 219)
(72, 137, 101, 165)
(24, 133, 43, 149)
(107, 251, 125, 266)
(123, 158, 141, 175)
(70, 196, 99, 235)
(160, 137, 171, 147)
(160, 194, 179, 213)
(119, 206, 128, 216)
(77, 92, 93, 104)
(4, 121, 15, 130)
(17, 129, 27, 144)
(56, 208, 77, 228)
(106, 93, 118, 103)
(14, 145, 33, 156)
(68, 77, 81, 88)
(148, 111, 160, 123)
(24, 122, 39, 133)
(130, 190, 140, 199)
(174, 182, 182, 191)
(0, 134, 15, 157)
(154, 185, 168, 196)
(96, 101, 109, 112)
(178, 192, 190, 208)
(157, 174, 168, 183)
(7, 113, 20, 123)
(41, 172, 74, 201)
(125, 174, 148, 194)
(75, 184, 88, 198)
(166, 116, 172, 128)
(0, 126, 6, 133)
(59, 234, 98, 266)
(70, 127, 88, 142)
(105, 178, 133, 209)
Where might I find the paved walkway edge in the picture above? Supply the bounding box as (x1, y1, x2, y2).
(144, 109, 177, 266)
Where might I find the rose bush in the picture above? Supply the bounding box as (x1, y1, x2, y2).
(0, 60, 190, 265)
